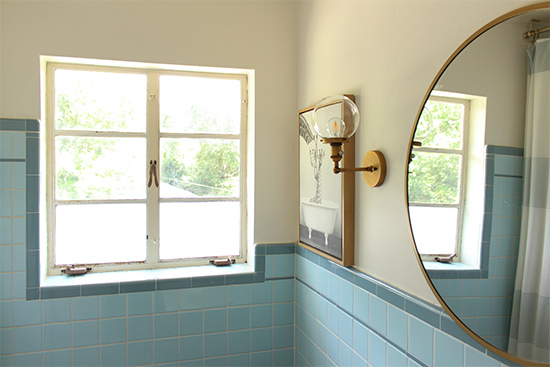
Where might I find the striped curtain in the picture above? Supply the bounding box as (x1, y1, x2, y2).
(508, 38, 550, 364)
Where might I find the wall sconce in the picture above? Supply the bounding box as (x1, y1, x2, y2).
(312, 95, 386, 187)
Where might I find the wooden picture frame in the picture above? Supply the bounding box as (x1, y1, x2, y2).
(298, 96, 355, 267)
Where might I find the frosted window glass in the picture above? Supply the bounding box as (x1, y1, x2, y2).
(55, 204, 146, 264)
(160, 202, 240, 260)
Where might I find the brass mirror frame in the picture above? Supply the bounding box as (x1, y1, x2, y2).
(405, 3, 550, 367)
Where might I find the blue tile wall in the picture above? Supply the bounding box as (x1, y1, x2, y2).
(0, 119, 519, 366)
(431, 146, 523, 351)
(1, 258, 296, 366)
(294, 246, 515, 367)
(0, 117, 295, 366)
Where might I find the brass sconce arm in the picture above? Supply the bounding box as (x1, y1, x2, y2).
(334, 165, 379, 174)
(324, 138, 387, 187)
(331, 154, 378, 174)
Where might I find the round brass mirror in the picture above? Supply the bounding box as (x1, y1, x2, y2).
(407, 3, 549, 366)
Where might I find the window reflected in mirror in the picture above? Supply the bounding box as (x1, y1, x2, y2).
(410, 97, 470, 260)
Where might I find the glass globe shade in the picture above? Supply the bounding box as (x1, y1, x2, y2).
(312, 95, 360, 140)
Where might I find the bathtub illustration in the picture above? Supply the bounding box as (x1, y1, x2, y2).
(301, 198, 339, 246)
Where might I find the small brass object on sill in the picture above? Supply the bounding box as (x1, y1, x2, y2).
(210, 257, 235, 266)
(61, 265, 92, 275)
(434, 254, 456, 263)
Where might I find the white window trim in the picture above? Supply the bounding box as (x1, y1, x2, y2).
(41, 57, 255, 277)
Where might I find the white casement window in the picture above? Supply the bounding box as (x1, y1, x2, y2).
(408, 96, 470, 260)
(45, 60, 250, 274)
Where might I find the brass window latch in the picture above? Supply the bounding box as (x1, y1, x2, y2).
(61, 265, 92, 275)
(148, 160, 159, 188)
(434, 254, 456, 263)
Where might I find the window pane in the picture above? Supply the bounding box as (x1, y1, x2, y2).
(159, 75, 241, 134)
(54, 69, 146, 132)
(159, 202, 240, 260)
(55, 203, 146, 264)
(409, 206, 458, 255)
(55, 137, 146, 200)
(416, 100, 464, 150)
(159, 138, 240, 198)
(408, 152, 461, 205)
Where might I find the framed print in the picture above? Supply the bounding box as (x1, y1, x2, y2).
(298, 96, 355, 266)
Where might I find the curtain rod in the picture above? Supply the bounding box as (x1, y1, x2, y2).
(523, 19, 550, 42)
(523, 27, 550, 40)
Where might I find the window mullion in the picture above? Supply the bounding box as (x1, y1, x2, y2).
(240, 77, 248, 260)
(147, 72, 160, 264)
(47, 63, 57, 271)
(455, 99, 470, 261)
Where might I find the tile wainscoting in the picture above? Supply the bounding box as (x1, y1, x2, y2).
(0, 118, 516, 366)
(294, 246, 516, 367)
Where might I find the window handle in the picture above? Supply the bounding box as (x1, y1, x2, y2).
(148, 160, 159, 188)
(435, 254, 456, 263)
(61, 265, 92, 275)
(210, 257, 235, 266)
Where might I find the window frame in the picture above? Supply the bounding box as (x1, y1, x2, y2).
(409, 96, 471, 261)
(44, 61, 250, 275)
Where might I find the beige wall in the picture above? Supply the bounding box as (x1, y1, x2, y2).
(437, 17, 529, 147)
(0, 0, 298, 245)
(296, 0, 539, 303)
(1, 0, 541, 305)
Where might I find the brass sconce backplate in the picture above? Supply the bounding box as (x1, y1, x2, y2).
(362, 150, 386, 187)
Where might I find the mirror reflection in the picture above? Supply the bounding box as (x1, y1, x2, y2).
(408, 6, 549, 364)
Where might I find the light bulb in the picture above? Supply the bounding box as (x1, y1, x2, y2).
(312, 95, 360, 141)
(328, 117, 345, 137)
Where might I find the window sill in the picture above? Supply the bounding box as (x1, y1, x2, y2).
(43, 263, 254, 287)
(28, 244, 296, 300)
(423, 261, 488, 279)
(34, 264, 265, 300)
(30, 251, 268, 300)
